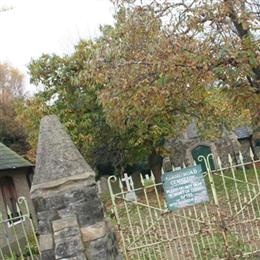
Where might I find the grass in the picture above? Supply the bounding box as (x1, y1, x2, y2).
(205, 168, 258, 196)
(195, 233, 252, 259)
(3, 234, 39, 260)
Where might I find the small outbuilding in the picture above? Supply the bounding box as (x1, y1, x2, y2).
(0, 142, 36, 254)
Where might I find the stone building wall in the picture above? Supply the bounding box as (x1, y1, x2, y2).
(167, 133, 242, 169)
(166, 121, 260, 170)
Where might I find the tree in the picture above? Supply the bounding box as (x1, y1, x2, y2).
(0, 63, 29, 155)
(93, 8, 250, 181)
(19, 3, 254, 180)
(112, 0, 260, 122)
(17, 42, 134, 175)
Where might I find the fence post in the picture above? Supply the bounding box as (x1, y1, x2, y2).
(31, 115, 121, 260)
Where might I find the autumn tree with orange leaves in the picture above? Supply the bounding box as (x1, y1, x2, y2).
(94, 5, 253, 180)
(17, 0, 258, 179)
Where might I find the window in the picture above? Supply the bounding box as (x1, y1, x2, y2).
(0, 176, 23, 226)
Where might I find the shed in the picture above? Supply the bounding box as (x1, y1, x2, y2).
(0, 142, 36, 254)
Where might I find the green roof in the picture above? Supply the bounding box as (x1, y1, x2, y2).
(0, 143, 32, 170)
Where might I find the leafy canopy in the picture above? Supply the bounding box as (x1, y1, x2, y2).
(95, 7, 250, 155)
(112, 0, 260, 122)
(0, 63, 29, 155)
(18, 42, 136, 174)
(18, 1, 256, 174)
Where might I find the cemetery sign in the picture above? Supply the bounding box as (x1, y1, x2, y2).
(162, 165, 209, 211)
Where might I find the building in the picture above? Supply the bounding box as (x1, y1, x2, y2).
(168, 124, 260, 171)
(0, 142, 36, 255)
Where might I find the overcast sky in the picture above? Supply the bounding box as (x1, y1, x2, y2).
(0, 0, 115, 94)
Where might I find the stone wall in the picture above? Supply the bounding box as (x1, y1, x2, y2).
(167, 134, 241, 169)
(31, 115, 121, 260)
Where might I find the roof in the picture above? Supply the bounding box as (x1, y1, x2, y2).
(0, 143, 32, 171)
(234, 126, 252, 139)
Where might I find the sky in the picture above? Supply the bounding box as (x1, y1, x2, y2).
(0, 0, 115, 94)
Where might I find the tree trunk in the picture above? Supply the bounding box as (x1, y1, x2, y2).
(148, 149, 163, 184)
(224, 0, 260, 93)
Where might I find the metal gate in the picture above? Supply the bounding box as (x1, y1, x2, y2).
(0, 197, 39, 259)
(108, 151, 260, 259)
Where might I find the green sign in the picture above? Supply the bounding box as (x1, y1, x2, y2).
(162, 165, 209, 211)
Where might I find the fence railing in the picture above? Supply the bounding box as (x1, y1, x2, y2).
(0, 197, 39, 260)
(108, 149, 260, 259)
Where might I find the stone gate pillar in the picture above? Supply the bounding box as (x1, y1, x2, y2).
(31, 115, 121, 260)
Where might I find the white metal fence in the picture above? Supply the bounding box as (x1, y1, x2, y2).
(0, 197, 39, 260)
(108, 150, 260, 259)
